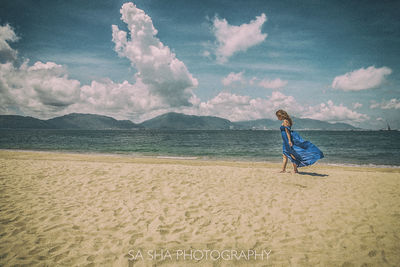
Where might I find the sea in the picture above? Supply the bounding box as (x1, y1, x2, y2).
(1, 129, 399, 167)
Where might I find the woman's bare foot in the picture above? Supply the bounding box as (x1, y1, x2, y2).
(292, 164, 299, 174)
(279, 170, 286, 173)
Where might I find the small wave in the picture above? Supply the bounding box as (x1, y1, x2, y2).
(321, 162, 400, 169)
(156, 156, 198, 160)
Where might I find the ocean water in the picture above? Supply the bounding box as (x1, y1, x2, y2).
(0, 129, 399, 167)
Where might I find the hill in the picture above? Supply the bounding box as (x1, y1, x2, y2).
(46, 113, 139, 130)
(139, 112, 233, 130)
(0, 113, 140, 130)
(0, 115, 54, 129)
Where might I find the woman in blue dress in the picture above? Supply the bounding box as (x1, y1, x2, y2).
(276, 110, 324, 173)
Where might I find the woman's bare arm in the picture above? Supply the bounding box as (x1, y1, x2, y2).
(283, 120, 292, 146)
(285, 128, 292, 146)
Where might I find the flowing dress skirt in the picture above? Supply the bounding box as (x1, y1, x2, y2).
(280, 126, 324, 167)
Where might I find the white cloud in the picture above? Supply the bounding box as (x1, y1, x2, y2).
(332, 66, 392, 91)
(111, 2, 198, 107)
(212, 14, 267, 63)
(352, 102, 362, 109)
(178, 92, 369, 126)
(180, 91, 367, 125)
(179, 91, 302, 122)
(258, 78, 288, 89)
(268, 91, 299, 110)
(222, 71, 245, 86)
(303, 100, 370, 123)
(249, 77, 257, 85)
(0, 60, 81, 117)
(0, 24, 19, 63)
(202, 50, 211, 58)
(0, 24, 82, 116)
(370, 98, 400, 110)
(75, 79, 165, 114)
(221, 72, 287, 89)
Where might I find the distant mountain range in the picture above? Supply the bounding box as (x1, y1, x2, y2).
(0, 112, 360, 130)
(0, 113, 139, 130)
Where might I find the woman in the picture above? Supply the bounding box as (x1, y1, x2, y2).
(276, 110, 324, 173)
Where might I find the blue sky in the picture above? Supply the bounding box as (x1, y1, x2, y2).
(0, 0, 399, 129)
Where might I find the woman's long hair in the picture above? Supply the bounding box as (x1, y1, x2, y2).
(276, 110, 293, 126)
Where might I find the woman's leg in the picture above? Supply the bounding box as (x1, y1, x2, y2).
(280, 154, 288, 172)
(292, 162, 298, 173)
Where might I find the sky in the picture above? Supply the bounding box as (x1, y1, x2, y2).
(0, 0, 399, 129)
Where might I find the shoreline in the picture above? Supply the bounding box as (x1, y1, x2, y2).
(1, 148, 399, 170)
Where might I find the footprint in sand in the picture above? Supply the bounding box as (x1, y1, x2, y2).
(48, 245, 62, 254)
(341, 262, 355, 267)
(368, 250, 377, 257)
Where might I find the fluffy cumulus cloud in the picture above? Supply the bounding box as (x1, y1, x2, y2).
(332, 66, 392, 91)
(73, 79, 165, 115)
(0, 24, 81, 117)
(222, 71, 245, 86)
(0, 24, 19, 63)
(180, 91, 368, 124)
(0, 60, 81, 117)
(184, 91, 368, 124)
(111, 2, 198, 107)
(179, 91, 302, 122)
(177, 91, 369, 125)
(212, 14, 267, 63)
(303, 100, 370, 123)
(370, 98, 400, 109)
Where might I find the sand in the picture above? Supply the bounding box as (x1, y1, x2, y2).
(0, 150, 399, 266)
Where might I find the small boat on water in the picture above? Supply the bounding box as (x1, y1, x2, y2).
(379, 121, 393, 131)
(379, 121, 398, 131)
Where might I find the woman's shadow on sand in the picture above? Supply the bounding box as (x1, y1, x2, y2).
(297, 171, 328, 177)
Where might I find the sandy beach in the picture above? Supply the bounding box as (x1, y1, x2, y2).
(0, 150, 399, 266)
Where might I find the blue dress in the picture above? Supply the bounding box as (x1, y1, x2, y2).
(280, 125, 324, 167)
